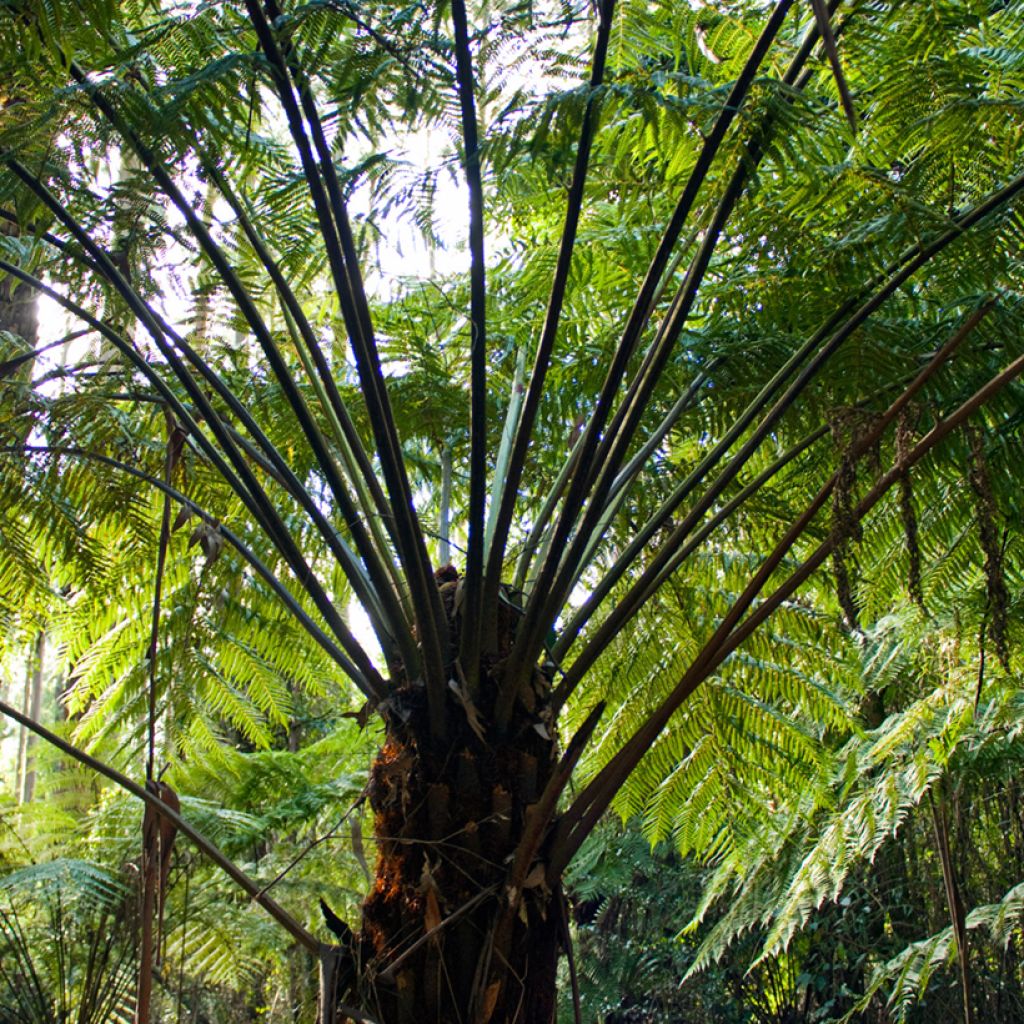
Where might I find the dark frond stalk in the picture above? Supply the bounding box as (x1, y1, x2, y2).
(9, 160, 398, 671)
(553, 365, 713, 604)
(280, 305, 415, 630)
(201, 161, 398, 549)
(167, 323, 406, 664)
(516, 265, 706, 597)
(11, 201, 408, 653)
(3, 445, 366, 681)
(503, 157, 770, 715)
(260, 0, 444, 633)
(500, 1, 809, 722)
(551, 332, 1024, 872)
(531, 7, 842, 624)
(481, 0, 617, 625)
(246, 0, 448, 719)
(607, 366, 715, 503)
(203, 417, 392, 637)
(0, 333, 85, 377)
(554, 303, 992, 703)
(512, 427, 588, 592)
(0, 261, 384, 696)
(255, 0, 417, 465)
(541, 159, 1017, 678)
(550, 425, 829, 707)
(449, 0, 488, 691)
(509, 0, 808, 599)
(62, 76, 390, 590)
(567, 0, 804, 511)
(49, 80, 405, 665)
(810, 0, 857, 131)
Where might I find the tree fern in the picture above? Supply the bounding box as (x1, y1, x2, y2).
(2, 0, 1024, 1019)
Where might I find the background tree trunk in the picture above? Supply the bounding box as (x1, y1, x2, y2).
(0, 211, 38, 346)
(20, 631, 45, 802)
(15, 639, 32, 801)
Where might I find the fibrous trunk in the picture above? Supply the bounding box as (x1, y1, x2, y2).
(344, 569, 564, 1024)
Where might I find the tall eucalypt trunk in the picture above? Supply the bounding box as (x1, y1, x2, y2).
(356, 567, 569, 1024)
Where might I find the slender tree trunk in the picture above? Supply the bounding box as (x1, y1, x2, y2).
(15, 641, 32, 801)
(2, 211, 43, 805)
(929, 787, 974, 1024)
(21, 631, 45, 803)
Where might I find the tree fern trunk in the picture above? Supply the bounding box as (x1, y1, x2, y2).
(347, 575, 563, 1023)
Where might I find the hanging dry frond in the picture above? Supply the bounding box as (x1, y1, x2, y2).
(965, 423, 1009, 671)
(866, 434, 883, 479)
(809, 0, 857, 132)
(137, 780, 180, 1024)
(830, 408, 863, 628)
(896, 407, 926, 613)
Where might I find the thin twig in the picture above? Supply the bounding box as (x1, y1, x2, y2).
(254, 796, 366, 900)
(377, 886, 497, 982)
